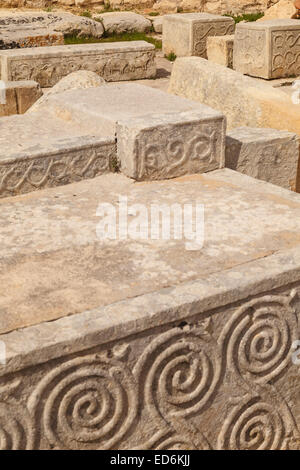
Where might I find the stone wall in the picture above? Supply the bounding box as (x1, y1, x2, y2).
(0, 0, 280, 15)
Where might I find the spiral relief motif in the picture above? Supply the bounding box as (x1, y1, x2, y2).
(219, 292, 298, 387)
(28, 355, 138, 449)
(218, 397, 293, 450)
(0, 403, 35, 450)
(134, 325, 222, 421)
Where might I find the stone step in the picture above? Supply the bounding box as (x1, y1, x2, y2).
(0, 41, 156, 87)
(0, 169, 300, 449)
(0, 111, 116, 198)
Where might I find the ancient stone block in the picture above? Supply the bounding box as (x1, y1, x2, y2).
(0, 111, 116, 198)
(0, 42, 156, 87)
(162, 13, 235, 58)
(0, 80, 42, 117)
(233, 19, 300, 79)
(207, 34, 234, 68)
(0, 170, 300, 449)
(225, 127, 300, 191)
(0, 29, 64, 50)
(94, 12, 152, 34)
(117, 110, 225, 180)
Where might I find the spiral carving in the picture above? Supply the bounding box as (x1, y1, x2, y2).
(0, 403, 35, 450)
(218, 397, 293, 450)
(28, 355, 138, 450)
(219, 293, 298, 387)
(134, 325, 221, 421)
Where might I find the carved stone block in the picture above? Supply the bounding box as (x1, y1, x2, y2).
(0, 170, 300, 449)
(117, 110, 226, 180)
(162, 13, 235, 58)
(207, 34, 234, 68)
(225, 127, 300, 191)
(0, 41, 156, 87)
(0, 29, 64, 50)
(233, 19, 300, 79)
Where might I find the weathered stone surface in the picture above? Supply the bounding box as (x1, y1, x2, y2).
(117, 109, 225, 180)
(0, 28, 64, 50)
(28, 71, 105, 112)
(162, 13, 235, 58)
(0, 42, 156, 87)
(0, 80, 42, 116)
(0, 110, 116, 198)
(225, 127, 300, 190)
(94, 12, 152, 34)
(0, 170, 300, 449)
(0, 12, 104, 40)
(207, 34, 234, 68)
(233, 19, 300, 79)
(168, 58, 300, 167)
(258, 0, 297, 21)
(152, 16, 163, 33)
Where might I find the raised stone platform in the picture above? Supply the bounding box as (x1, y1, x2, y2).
(0, 42, 156, 87)
(233, 19, 300, 79)
(225, 127, 300, 191)
(0, 80, 42, 117)
(162, 13, 235, 58)
(0, 170, 300, 449)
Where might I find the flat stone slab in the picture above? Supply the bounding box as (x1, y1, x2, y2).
(233, 19, 300, 79)
(207, 34, 234, 68)
(0, 42, 156, 87)
(0, 169, 300, 449)
(0, 80, 42, 117)
(118, 110, 225, 180)
(0, 111, 116, 198)
(225, 127, 300, 191)
(162, 13, 235, 58)
(0, 28, 64, 50)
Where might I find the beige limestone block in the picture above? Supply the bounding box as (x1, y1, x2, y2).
(0, 80, 42, 116)
(225, 127, 300, 190)
(233, 19, 300, 79)
(162, 13, 235, 58)
(258, 0, 297, 21)
(94, 12, 152, 34)
(207, 34, 234, 68)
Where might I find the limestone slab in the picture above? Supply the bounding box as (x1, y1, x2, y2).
(162, 13, 235, 58)
(233, 19, 300, 79)
(168, 57, 300, 190)
(117, 110, 225, 180)
(0, 170, 300, 448)
(207, 34, 234, 68)
(0, 42, 156, 87)
(94, 12, 152, 34)
(225, 127, 300, 191)
(0, 111, 116, 198)
(0, 80, 42, 116)
(0, 29, 64, 50)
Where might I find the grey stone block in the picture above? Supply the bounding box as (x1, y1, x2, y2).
(162, 13, 235, 58)
(117, 110, 226, 180)
(225, 127, 300, 190)
(0, 41, 156, 87)
(233, 19, 300, 79)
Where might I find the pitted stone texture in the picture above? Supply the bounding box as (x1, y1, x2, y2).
(0, 80, 42, 116)
(233, 19, 300, 79)
(0, 29, 64, 50)
(28, 71, 105, 112)
(94, 12, 152, 34)
(118, 110, 225, 180)
(0, 12, 104, 40)
(0, 42, 156, 87)
(207, 34, 234, 68)
(162, 13, 235, 58)
(225, 127, 300, 191)
(0, 171, 300, 449)
(0, 111, 116, 198)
